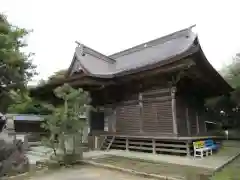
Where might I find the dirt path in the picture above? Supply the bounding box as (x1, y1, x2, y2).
(28, 166, 156, 180)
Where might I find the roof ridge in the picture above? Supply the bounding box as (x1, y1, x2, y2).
(109, 25, 196, 59)
(79, 44, 116, 64)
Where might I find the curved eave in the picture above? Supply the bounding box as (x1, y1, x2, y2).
(29, 72, 115, 99)
(194, 38, 233, 94)
(30, 72, 85, 98)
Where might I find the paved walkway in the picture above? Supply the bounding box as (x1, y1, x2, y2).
(28, 166, 155, 180)
(84, 147, 240, 170)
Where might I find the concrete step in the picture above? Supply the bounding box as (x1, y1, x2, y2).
(28, 141, 42, 147)
(27, 150, 50, 157)
(26, 154, 49, 165)
(30, 145, 52, 152)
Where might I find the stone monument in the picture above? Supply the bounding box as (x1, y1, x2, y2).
(5, 115, 16, 141)
(0, 114, 29, 177)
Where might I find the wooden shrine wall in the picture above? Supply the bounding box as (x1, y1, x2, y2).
(176, 95, 207, 136)
(116, 100, 141, 133)
(176, 96, 188, 136)
(141, 88, 173, 134)
(115, 86, 174, 135)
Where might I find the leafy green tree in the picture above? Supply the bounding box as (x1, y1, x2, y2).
(0, 14, 36, 112)
(48, 69, 67, 83)
(7, 91, 53, 115)
(223, 53, 240, 88)
(37, 79, 47, 86)
(41, 83, 91, 163)
(8, 69, 68, 115)
(205, 53, 240, 129)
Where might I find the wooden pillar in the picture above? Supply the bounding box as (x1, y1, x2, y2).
(186, 141, 191, 157)
(113, 110, 116, 133)
(196, 112, 200, 134)
(171, 87, 178, 135)
(139, 92, 143, 133)
(95, 136, 99, 149)
(109, 107, 117, 133)
(152, 139, 156, 154)
(186, 108, 190, 135)
(204, 121, 207, 132)
(126, 138, 129, 151)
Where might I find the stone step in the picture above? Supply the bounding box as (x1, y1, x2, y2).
(26, 154, 49, 165)
(27, 150, 50, 157)
(28, 141, 42, 147)
(30, 145, 52, 152)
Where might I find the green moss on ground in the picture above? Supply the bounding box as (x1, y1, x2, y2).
(211, 155, 240, 180)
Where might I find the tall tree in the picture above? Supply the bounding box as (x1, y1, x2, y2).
(0, 14, 36, 112)
(205, 53, 240, 128)
(222, 53, 240, 88)
(7, 91, 53, 115)
(48, 69, 67, 83)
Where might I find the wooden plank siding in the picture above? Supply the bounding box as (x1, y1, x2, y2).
(188, 106, 197, 135)
(176, 94, 208, 136)
(92, 86, 209, 137)
(114, 87, 174, 135)
(116, 101, 141, 133)
(198, 111, 207, 133)
(142, 88, 173, 134)
(176, 96, 189, 136)
(142, 100, 173, 133)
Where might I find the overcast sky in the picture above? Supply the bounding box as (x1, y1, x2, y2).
(1, 0, 240, 84)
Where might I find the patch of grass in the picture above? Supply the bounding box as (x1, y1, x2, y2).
(7, 164, 94, 180)
(211, 155, 240, 180)
(214, 146, 240, 157)
(3, 166, 49, 180)
(92, 155, 213, 179)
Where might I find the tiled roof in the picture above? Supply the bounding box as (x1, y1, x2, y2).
(69, 26, 197, 78)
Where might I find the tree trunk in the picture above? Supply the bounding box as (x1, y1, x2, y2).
(72, 135, 76, 155)
(60, 134, 66, 155)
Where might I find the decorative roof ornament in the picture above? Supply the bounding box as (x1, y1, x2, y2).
(75, 41, 85, 56)
(190, 25, 197, 35)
